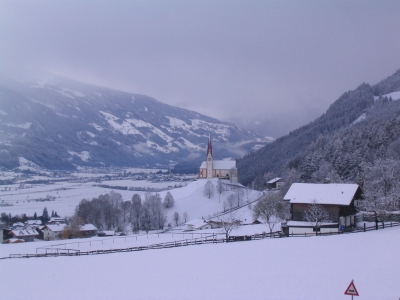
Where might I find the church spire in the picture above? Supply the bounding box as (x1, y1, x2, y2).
(206, 134, 213, 157)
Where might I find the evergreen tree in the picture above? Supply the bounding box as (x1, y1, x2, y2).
(41, 207, 49, 223)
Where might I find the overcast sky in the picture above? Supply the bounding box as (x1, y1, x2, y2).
(1, 1, 400, 137)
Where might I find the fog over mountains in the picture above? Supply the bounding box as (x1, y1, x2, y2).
(0, 76, 270, 170)
(238, 69, 400, 186)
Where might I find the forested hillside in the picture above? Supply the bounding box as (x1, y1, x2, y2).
(238, 69, 400, 187)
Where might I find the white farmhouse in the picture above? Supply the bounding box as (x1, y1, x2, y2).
(42, 224, 64, 241)
(185, 219, 211, 231)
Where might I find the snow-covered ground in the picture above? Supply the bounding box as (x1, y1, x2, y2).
(0, 178, 261, 225)
(1, 225, 399, 299)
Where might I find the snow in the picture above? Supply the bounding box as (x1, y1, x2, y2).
(284, 183, 359, 205)
(85, 131, 96, 137)
(374, 90, 400, 101)
(68, 151, 91, 162)
(80, 224, 97, 231)
(4, 122, 32, 129)
(57, 88, 85, 99)
(100, 111, 142, 136)
(91, 123, 104, 131)
(0, 226, 399, 299)
(352, 112, 366, 125)
(185, 218, 208, 228)
(286, 220, 337, 226)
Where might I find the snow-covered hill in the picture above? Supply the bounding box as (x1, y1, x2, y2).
(1, 223, 398, 299)
(0, 76, 271, 170)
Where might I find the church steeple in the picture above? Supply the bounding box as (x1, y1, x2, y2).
(206, 134, 213, 157)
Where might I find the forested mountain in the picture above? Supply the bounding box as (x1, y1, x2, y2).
(0, 76, 269, 170)
(238, 69, 400, 187)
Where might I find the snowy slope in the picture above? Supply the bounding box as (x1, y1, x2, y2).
(0, 178, 261, 225)
(0, 226, 399, 299)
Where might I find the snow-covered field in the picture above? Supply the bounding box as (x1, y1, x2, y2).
(1, 225, 399, 299)
(0, 178, 261, 225)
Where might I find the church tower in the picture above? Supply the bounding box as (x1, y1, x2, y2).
(206, 134, 213, 179)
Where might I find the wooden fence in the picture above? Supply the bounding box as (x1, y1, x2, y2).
(3, 222, 398, 260)
(287, 221, 400, 237)
(1, 232, 280, 260)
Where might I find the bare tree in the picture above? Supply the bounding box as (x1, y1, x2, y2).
(253, 192, 285, 236)
(163, 191, 175, 208)
(303, 200, 330, 234)
(234, 188, 244, 207)
(173, 211, 180, 226)
(203, 180, 215, 199)
(131, 194, 142, 234)
(182, 211, 189, 223)
(217, 179, 224, 194)
(227, 194, 236, 210)
(217, 211, 240, 241)
(358, 159, 400, 226)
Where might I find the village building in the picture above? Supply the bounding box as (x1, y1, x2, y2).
(6, 228, 39, 242)
(80, 224, 98, 237)
(199, 135, 238, 182)
(283, 183, 362, 235)
(25, 220, 42, 228)
(185, 219, 212, 231)
(42, 224, 64, 241)
(266, 177, 284, 190)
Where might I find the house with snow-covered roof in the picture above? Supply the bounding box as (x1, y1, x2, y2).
(42, 224, 64, 241)
(80, 224, 98, 237)
(199, 135, 238, 182)
(185, 219, 211, 231)
(267, 177, 284, 190)
(283, 183, 362, 235)
(7, 228, 39, 242)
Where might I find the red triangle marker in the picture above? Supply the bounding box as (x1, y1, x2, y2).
(344, 280, 359, 296)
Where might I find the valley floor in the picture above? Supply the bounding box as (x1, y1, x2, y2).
(1, 225, 399, 300)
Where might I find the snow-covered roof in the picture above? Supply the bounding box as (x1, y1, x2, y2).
(199, 160, 236, 169)
(25, 220, 42, 225)
(5, 238, 25, 243)
(185, 218, 208, 229)
(80, 224, 98, 231)
(267, 177, 281, 184)
(10, 228, 39, 237)
(12, 222, 25, 227)
(283, 183, 359, 205)
(43, 224, 65, 232)
(49, 217, 66, 223)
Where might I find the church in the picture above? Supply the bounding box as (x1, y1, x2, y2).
(199, 135, 238, 182)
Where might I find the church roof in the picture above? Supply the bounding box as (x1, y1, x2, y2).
(200, 160, 236, 169)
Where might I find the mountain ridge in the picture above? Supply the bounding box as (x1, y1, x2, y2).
(0, 76, 269, 170)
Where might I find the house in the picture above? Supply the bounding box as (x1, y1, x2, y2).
(185, 219, 212, 231)
(7, 228, 39, 242)
(267, 177, 284, 190)
(80, 224, 98, 237)
(283, 183, 362, 235)
(48, 217, 66, 224)
(42, 224, 64, 241)
(199, 135, 238, 182)
(25, 220, 42, 228)
(97, 230, 115, 237)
